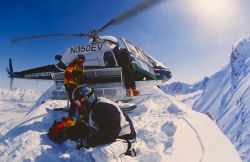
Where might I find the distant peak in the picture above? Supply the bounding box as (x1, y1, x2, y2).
(230, 36, 250, 87)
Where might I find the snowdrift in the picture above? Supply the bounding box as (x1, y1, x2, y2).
(0, 87, 241, 162)
(0, 88, 42, 135)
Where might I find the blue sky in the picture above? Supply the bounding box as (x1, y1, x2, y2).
(0, 0, 250, 91)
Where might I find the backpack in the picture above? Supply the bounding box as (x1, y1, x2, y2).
(48, 116, 95, 144)
(48, 116, 76, 143)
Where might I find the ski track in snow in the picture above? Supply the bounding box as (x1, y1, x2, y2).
(181, 117, 205, 162)
(166, 101, 205, 162)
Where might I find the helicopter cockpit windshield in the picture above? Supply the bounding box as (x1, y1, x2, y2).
(125, 40, 152, 65)
(123, 39, 155, 75)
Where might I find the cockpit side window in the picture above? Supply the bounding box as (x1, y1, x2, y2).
(104, 51, 116, 67)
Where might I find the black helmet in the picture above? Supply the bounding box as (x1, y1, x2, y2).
(72, 84, 96, 106)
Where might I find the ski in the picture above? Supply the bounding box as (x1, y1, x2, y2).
(115, 94, 151, 112)
(53, 107, 69, 112)
(115, 97, 133, 103)
(120, 105, 137, 112)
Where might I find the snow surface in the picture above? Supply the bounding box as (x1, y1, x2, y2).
(0, 88, 42, 136)
(0, 87, 241, 162)
(171, 90, 203, 108)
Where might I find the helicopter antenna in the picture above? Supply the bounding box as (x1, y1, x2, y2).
(11, 0, 165, 42)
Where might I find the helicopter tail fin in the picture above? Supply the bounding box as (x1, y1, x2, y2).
(7, 58, 14, 76)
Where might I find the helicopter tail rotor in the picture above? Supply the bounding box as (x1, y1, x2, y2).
(6, 58, 14, 89)
(7, 58, 14, 76)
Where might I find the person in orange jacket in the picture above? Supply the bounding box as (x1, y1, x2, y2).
(64, 54, 86, 117)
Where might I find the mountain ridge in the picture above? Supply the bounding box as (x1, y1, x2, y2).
(162, 36, 250, 161)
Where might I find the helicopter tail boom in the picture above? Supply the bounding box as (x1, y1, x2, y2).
(7, 58, 63, 80)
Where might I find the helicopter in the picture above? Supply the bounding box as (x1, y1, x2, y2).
(7, 0, 172, 99)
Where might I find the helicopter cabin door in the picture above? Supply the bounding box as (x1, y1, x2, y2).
(102, 50, 118, 68)
(86, 50, 124, 99)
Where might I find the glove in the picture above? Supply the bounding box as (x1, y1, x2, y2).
(77, 115, 85, 123)
(76, 137, 91, 149)
(76, 117, 95, 138)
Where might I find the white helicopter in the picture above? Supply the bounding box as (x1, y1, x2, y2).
(8, 0, 171, 100)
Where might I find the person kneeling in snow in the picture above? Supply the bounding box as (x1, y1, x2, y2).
(72, 84, 137, 161)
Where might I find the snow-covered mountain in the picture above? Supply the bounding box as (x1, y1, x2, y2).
(193, 36, 250, 161)
(162, 36, 250, 162)
(0, 87, 241, 162)
(161, 76, 209, 95)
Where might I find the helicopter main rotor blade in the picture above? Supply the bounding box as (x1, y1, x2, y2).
(11, 33, 91, 42)
(98, 0, 165, 33)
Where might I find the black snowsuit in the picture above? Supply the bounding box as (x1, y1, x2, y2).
(115, 49, 136, 89)
(86, 97, 136, 147)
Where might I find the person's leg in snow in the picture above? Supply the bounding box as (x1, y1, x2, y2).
(92, 139, 136, 162)
(64, 84, 77, 117)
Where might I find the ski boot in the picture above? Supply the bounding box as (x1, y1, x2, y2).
(126, 88, 132, 97)
(125, 148, 136, 157)
(132, 88, 140, 96)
